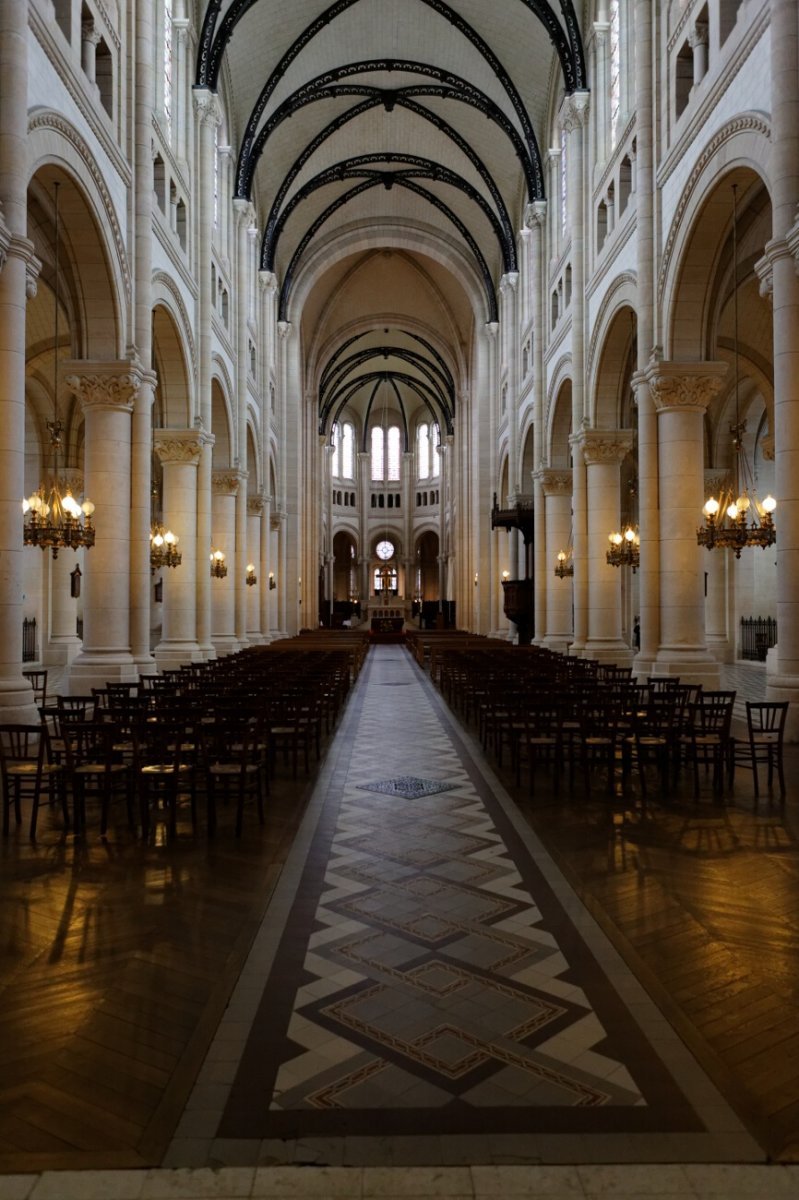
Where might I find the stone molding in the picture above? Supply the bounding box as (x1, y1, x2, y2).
(154, 431, 204, 466)
(524, 200, 547, 230)
(645, 359, 727, 413)
(579, 429, 634, 465)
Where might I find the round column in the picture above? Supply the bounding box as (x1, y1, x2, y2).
(525, 200, 548, 643)
(65, 367, 140, 690)
(259, 493, 272, 641)
(582, 431, 634, 662)
(44, 468, 84, 667)
(647, 361, 726, 684)
(0, 0, 39, 719)
(703, 469, 732, 661)
(211, 470, 241, 656)
(81, 21, 100, 85)
(153, 432, 203, 669)
(246, 495, 264, 643)
(764, 0, 799, 732)
(541, 470, 573, 652)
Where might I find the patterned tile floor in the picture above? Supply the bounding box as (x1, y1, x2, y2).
(166, 646, 761, 1171)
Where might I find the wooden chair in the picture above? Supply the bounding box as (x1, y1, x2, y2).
(22, 669, 48, 709)
(134, 715, 198, 839)
(201, 715, 266, 836)
(514, 697, 561, 796)
(728, 701, 789, 800)
(685, 690, 736, 799)
(0, 723, 68, 839)
(63, 719, 134, 836)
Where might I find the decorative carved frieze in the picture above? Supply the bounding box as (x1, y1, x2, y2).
(538, 469, 573, 497)
(580, 429, 634, 465)
(212, 471, 242, 497)
(154, 432, 204, 466)
(64, 364, 144, 413)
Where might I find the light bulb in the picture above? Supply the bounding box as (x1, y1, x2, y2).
(726, 503, 739, 520)
(164, 530, 177, 545)
(153, 533, 164, 548)
(762, 494, 777, 514)
(703, 497, 719, 517)
(81, 499, 95, 516)
(624, 527, 636, 542)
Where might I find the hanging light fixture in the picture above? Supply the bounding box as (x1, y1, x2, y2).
(22, 182, 95, 558)
(149, 480, 181, 573)
(607, 525, 640, 571)
(554, 549, 574, 578)
(246, 562, 257, 586)
(697, 185, 776, 558)
(210, 547, 227, 578)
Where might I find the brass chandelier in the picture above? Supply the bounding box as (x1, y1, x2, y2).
(149, 481, 181, 573)
(554, 549, 573, 578)
(607, 525, 640, 571)
(697, 185, 776, 558)
(210, 547, 227, 578)
(23, 182, 95, 558)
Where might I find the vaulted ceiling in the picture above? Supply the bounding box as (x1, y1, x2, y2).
(195, 0, 587, 434)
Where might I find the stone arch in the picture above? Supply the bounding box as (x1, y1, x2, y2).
(211, 372, 236, 468)
(519, 414, 536, 491)
(152, 303, 192, 428)
(152, 273, 197, 400)
(590, 302, 637, 430)
(28, 112, 129, 344)
(546, 358, 573, 468)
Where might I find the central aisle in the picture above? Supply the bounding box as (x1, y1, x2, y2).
(172, 645, 760, 1168)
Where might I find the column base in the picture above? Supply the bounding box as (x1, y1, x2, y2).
(66, 651, 139, 694)
(646, 647, 721, 689)
(211, 636, 241, 658)
(582, 641, 635, 666)
(766, 673, 799, 743)
(246, 632, 267, 646)
(543, 635, 572, 655)
(134, 654, 157, 678)
(154, 641, 205, 672)
(0, 678, 40, 723)
(706, 635, 734, 663)
(43, 636, 83, 668)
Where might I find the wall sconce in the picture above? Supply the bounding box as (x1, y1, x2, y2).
(268, 572, 276, 590)
(473, 572, 479, 587)
(210, 548, 227, 578)
(246, 563, 257, 586)
(501, 569, 510, 582)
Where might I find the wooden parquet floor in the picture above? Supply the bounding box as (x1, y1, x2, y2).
(1, 657, 798, 1170)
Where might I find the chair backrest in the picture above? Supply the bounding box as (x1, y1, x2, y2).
(0, 724, 45, 770)
(647, 676, 681, 695)
(22, 670, 48, 707)
(58, 694, 96, 718)
(698, 690, 736, 735)
(746, 700, 789, 738)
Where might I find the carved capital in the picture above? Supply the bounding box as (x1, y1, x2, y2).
(484, 322, 499, 340)
(259, 270, 278, 294)
(538, 468, 573, 497)
(580, 429, 634, 466)
(233, 198, 256, 228)
(689, 21, 709, 49)
(500, 272, 519, 294)
(277, 321, 291, 340)
(524, 200, 547, 230)
(645, 360, 728, 413)
(64, 364, 143, 413)
(760, 434, 775, 462)
(755, 251, 773, 306)
(561, 90, 590, 134)
(212, 470, 242, 496)
(81, 21, 102, 45)
(248, 495, 265, 516)
(192, 90, 222, 128)
(154, 430, 204, 466)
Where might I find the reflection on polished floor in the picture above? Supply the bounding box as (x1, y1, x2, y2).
(1, 647, 799, 1197)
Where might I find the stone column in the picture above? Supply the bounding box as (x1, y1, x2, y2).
(211, 470, 241, 656)
(646, 360, 726, 684)
(64, 365, 142, 690)
(247, 494, 264, 644)
(42, 467, 84, 668)
(703, 469, 732, 662)
(581, 430, 634, 663)
(563, 90, 590, 652)
(233, 199, 256, 649)
(260, 492, 272, 640)
(592, 19, 610, 164)
(153, 431, 203, 669)
(0, 0, 40, 719)
(541, 470, 573, 653)
(689, 22, 708, 87)
(173, 12, 190, 164)
(764, 0, 799, 733)
(193, 89, 222, 659)
(81, 20, 100, 86)
(525, 200, 547, 642)
(633, 0, 659, 673)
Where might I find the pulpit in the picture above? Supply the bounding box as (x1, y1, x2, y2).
(501, 579, 535, 645)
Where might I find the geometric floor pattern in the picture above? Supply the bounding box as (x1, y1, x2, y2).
(175, 646, 762, 1166)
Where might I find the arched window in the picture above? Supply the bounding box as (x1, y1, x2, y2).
(387, 426, 401, 481)
(164, 0, 173, 137)
(371, 426, 384, 481)
(609, 0, 621, 149)
(431, 423, 441, 477)
(341, 422, 354, 479)
(417, 423, 430, 480)
(371, 425, 401, 482)
(331, 422, 341, 478)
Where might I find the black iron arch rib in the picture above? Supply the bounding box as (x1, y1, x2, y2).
(210, 0, 552, 191)
(387, 376, 410, 452)
(277, 176, 499, 324)
(197, 0, 585, 108)
(321, 346, 454, 418)
(325, 371, 450, 442)
(242, 65, 538, 205)
(320, 330, 456, 401)
(266, 156, 515, 275)
(321, 352, 453, 431)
